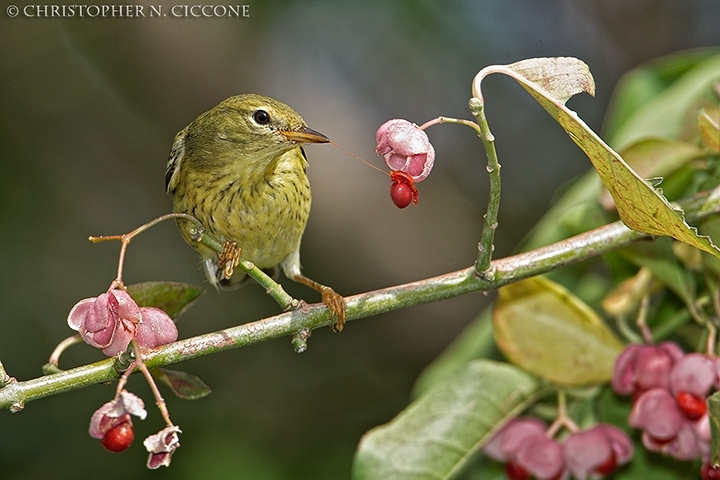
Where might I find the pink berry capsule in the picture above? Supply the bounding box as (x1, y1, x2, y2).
(376, 119, 435, 208)
(376, 119, 435, 181)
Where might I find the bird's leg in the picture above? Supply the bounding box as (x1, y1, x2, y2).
(292, 274, 347, 333)
(282, 250, 346, 332)
(218, 241, 242, 281)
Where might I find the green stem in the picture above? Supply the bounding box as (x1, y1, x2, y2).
(0, 360, 11, 388)
(90, 212, 205, 289)
(186, 224, 297, 311)
(469, 97, 502, 278)
(3, 189, 720, 411)
(615, 315, 644, 344)
(46, 335, 82, 369)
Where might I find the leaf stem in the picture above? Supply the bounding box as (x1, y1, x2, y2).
(115, 341, 174, 426)
(418, 116, 481, 133)
(637, 294, 653, 344)
(547, 390, 580, 437)
(90, 213, 204, 289)
(46, 335, 82, 369)
(468, 97, 502, 278)
(136, 361, 173, 426)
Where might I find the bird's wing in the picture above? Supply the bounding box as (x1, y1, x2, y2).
(165, 127, 188, 193)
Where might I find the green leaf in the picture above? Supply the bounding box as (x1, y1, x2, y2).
(701, 215, 720, 277)
(699, 109, 720, 152)
(613, 442, 692, 480)
(473, 56, 720, 260)
(151, 368, 211, 400)
(352, 360, 539, 480)
(619, 238, 696, 306)
(493, 276, 623, 385)
(709, 391, 720, 467)
(126, 281, 203, 319)
(604, 50, 720, 150)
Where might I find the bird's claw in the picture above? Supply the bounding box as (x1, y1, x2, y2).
(218, 241, 242, 280)
(320, 286, 346, 333)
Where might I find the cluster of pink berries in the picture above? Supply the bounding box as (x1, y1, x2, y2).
(612, 341, 715, 462)
(483, 417, 632, 480)
(482, 339, 720, 479)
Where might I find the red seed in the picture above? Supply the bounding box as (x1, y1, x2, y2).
(389, 171, 419, 208)
(701, 463, 720, 480)
(594, 450, 618, 475)
(390, 182, 414, 208)
(505, 461, 530, 480)
(676, 391, 707, 421)
(101, 423, 134, 453)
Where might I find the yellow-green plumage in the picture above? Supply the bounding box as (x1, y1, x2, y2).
(165, 94, 325, 287)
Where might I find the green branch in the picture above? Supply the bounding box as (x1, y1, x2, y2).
(187, 223, 298, 310)
(469, 97, 502, 277)
(2, 188, 720, 412)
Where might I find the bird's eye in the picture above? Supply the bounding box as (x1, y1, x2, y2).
(253, 109, 270, 125)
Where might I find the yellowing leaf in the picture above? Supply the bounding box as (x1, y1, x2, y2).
(472, 57, 720, 260)
(491, 57, 595, 103)
(599, 137, 703, 210)
(493, 276, 623, 385)
(699, 109, 720, 152)
(601, 267, 655, 316)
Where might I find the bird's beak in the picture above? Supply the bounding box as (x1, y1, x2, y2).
(280, 126, 330, 144)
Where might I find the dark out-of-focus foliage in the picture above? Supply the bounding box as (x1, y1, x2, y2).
(1, 1, 719, 479)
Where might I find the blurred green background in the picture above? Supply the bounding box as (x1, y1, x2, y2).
(1, 1, 719, 479)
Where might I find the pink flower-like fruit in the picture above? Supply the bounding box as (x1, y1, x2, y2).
(483, 418, 566, 480)
(68, 289, 140, 356)
(144, 425, 181, 469)
(68, 289, 178, 356)
(135, 307, 179, 349)
(375, 119, 435, 182)
(669, 353, 716, 399)
(620, 348, 715, 462)
(376, 119, 435, 208)
(89, 390, 147, 453)
(612, 342, 684, 396)
(563, 424, 633, 480)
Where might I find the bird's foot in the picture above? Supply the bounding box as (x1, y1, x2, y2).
(218, 241, 242, 281)
(319, 285, 346, 333)
(292, 273, 346, 332)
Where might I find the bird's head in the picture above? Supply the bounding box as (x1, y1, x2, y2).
(200, 94, 328, 155)
(166, 94, 329, 192)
